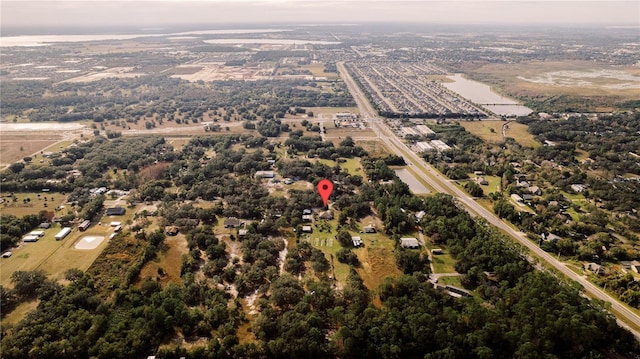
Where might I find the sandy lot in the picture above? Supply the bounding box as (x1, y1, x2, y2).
(75, 236, 106, 250)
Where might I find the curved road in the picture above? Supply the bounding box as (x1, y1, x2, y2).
(337, 62, 640, 339)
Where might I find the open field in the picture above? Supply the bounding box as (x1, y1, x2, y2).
(459, 120, 539, 148)
(464, 174, 501, 197)
(0, 225, 101, 287)
(299, 215, 401, 293)
(355, 139, 390, 158)
(137, 234, 188, 286)
(430, 250, 457, 273)
(302, 63, 340, 80)
(1, 300, 40, 326)
(0, 192, 67, 217)
(0, 129, 70, 165)
(1, 205, 137, 288)
(316, 157, 365, 178)
(438, 276, 463, 287)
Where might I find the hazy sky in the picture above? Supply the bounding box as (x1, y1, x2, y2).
(2, 0, 639, 29)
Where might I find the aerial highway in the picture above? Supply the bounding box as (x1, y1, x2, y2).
(337, 61, 640, 339)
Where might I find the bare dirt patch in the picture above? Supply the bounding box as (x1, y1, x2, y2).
(74, 236, 106, 250)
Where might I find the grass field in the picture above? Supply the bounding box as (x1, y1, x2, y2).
(430, 251, 457, 273)
(438, 276, 463, 287)
(298, 216, 401, 294)
(459, 120, 539, 148)
(465, 175, 501, 196)
(1, 300, 40, 326)
(356, 140, 390, 158)
(0, 136, 61, 166)
(317, 157, 365, 178)
(1, 206, 137, 288)
(301, 63, 340, 80)
(137, 234, 188, 285)
(0, 192, 67, 217)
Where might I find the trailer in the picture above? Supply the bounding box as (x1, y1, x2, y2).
(29, 231, 46, 237)
(23, 235, 40, 242)
(55, 227, 72, 241)
(78, 220, 91, 232)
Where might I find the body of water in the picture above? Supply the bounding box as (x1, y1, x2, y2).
(0, 29, 289, 47)
(444, 73, 533, 116)
(204, 39, 341, 45)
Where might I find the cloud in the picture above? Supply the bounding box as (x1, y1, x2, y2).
(1, 0, 638, 28)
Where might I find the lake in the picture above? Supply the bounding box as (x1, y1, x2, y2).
(203, 39, 341, 45)
(443, 74, 533, 116)
(0, 29, 289, 47)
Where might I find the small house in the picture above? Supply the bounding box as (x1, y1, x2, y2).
(400, 237, 420, 249)
(431, 248, 443, 255)
(319, 210, 334, 220)
(29, 231, 45, 237)
(529, 186, 542, 195)
(584, 262, 605, 275)
(476, 177, 488, 185)
(301, 225, 313, 233)
(302, 214, 313, 222)
(571, 184, 586, 193)
(224, 217, 241, 228)
(238, 229, 247, 237)
(254, 171, 275, 179)
(38, 222, 51, 229)
(363, 225, 376, 233)
(510, 194, 524, 204)
(415, 210, 426, 223)
(106, 207, 126, 216)
(352, 236, 363, 247)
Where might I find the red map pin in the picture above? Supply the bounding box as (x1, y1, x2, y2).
(317, 179, 333, 206)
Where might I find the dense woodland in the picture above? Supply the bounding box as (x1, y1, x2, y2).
(1, 133, 638, 358)
(1, 76, 354, 125)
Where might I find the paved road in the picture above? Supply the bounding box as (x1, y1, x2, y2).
(337, 61, 640, 339)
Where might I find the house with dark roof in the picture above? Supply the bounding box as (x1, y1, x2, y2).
(106, 207, 126, 216)
(224, 217, 241, 228)
(363, 224, 376, 233)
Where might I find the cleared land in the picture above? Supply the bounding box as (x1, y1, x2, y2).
(459, 120, 540, 148)
(1, 192, 67, 217)
(1, 207, 136, 287)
